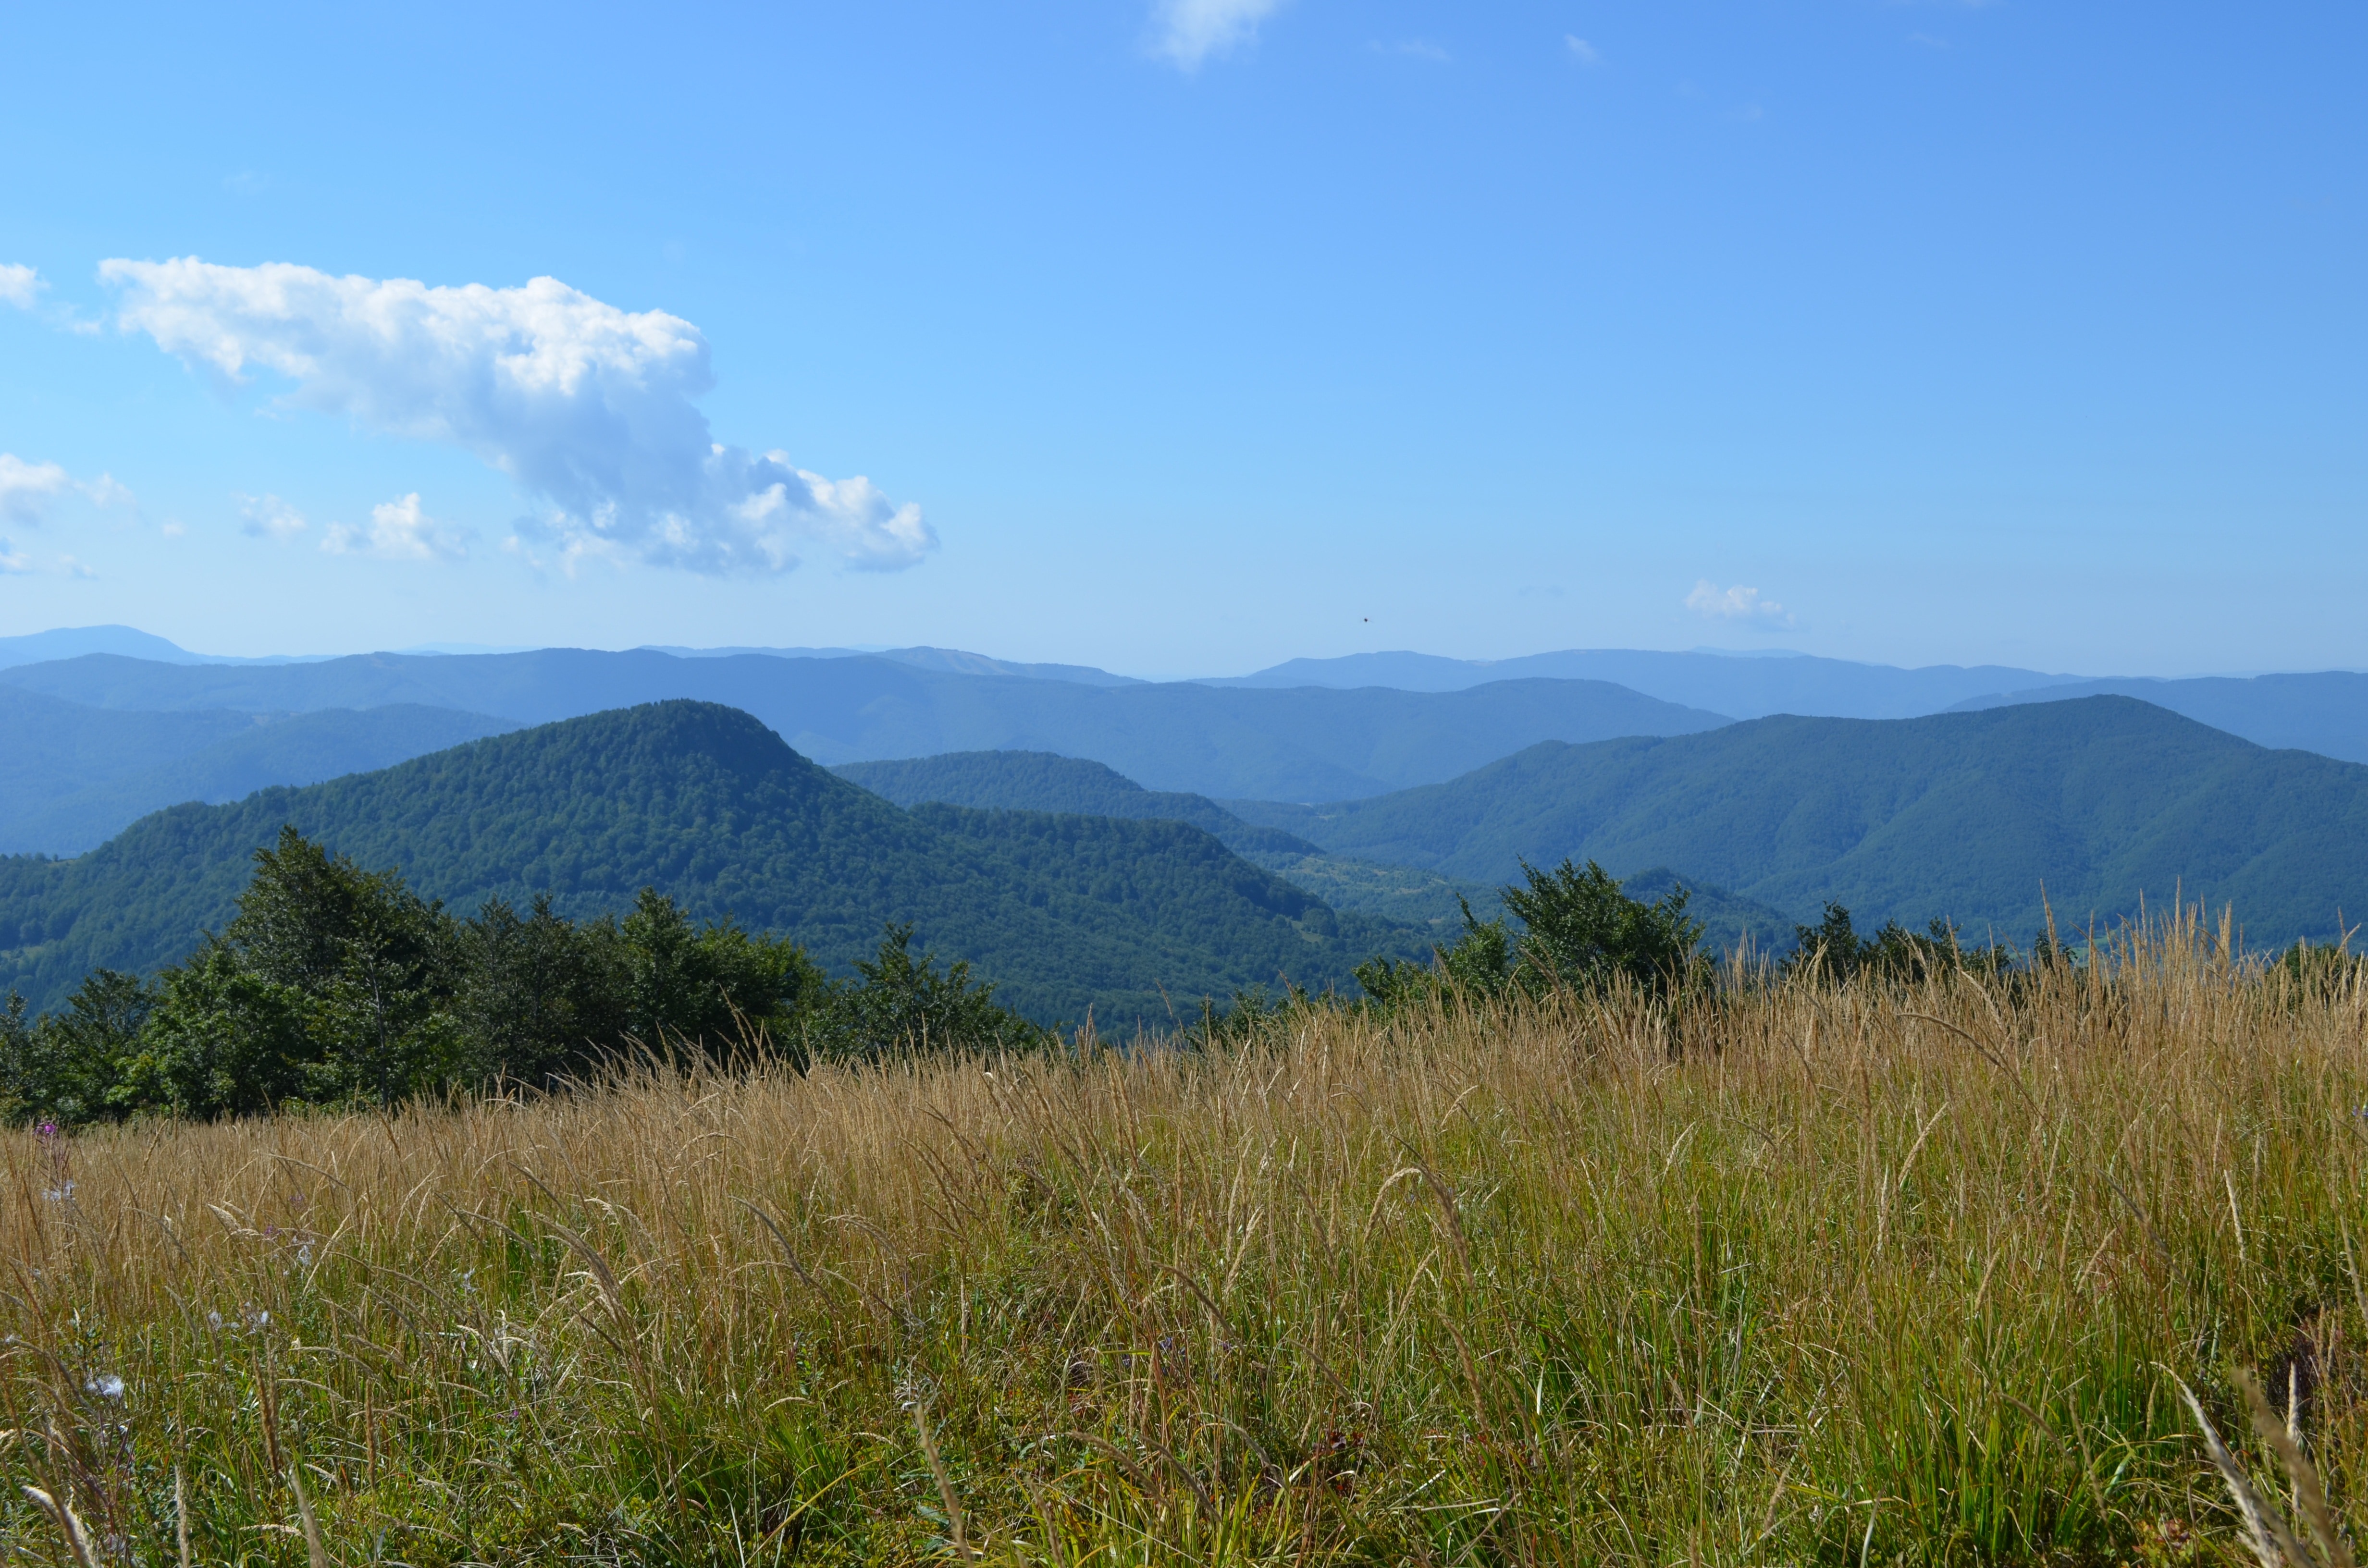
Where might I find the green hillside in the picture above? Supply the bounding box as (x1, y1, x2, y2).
(0, 703, 1419, 1024)
(0, 650, 1730, 799)
(831, 749, 1511, 940)
(0, 692, 519, 853)
(1226, 697, 2368, 949)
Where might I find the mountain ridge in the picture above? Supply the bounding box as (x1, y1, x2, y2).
(1222, 697, 2368, 950)
(0, 701, 1420, 1023)
(0, 651, 1729, 800)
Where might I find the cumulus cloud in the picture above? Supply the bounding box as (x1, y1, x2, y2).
(1565, 35, 1601, 64)
(237, 492, 308, 540)
(0, 264, 40, 309)
(323, 493, 469, 562)
(100, 257, 935, 576)
(1686, 580, 1795, 627)
(1154, 0, 1290, 69)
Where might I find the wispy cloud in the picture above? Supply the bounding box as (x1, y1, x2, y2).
(101, 257, 936, 577)
(0, 454, 134, 527)
(1153, 0, 1290, 71)
(0, 264, 40, 309)
(0, 454, 72, 525)
(1373, 38, 1450, 62)
(1686, 580, 1796, 627)
(1565, 35, 1601, 65)
(323, 492, 469, 562)
(237, 492, 309, 541)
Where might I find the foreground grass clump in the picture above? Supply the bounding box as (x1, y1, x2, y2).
(2, 918, 2364, 1565)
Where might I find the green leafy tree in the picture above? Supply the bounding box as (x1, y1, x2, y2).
(120, 941, 312, 1117)
(0, 970, 152, 1126)
(1787, 903, 2013, 985)
(1502, 858, 1703, 996)
(223, 827, 460, 1105)
(456, 895, 628, 1087)
(1359, 864, 1702, 1008)
(817, 923, 1041, 1061)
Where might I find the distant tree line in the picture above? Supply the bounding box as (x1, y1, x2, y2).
(0, 827, 1040, 1126)
(8, 835, 2353, 1126)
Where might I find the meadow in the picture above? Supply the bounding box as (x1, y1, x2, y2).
(4, 915, 2363, 1565)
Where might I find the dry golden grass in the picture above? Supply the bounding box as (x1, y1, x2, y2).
(2, 913, 2364, 1565)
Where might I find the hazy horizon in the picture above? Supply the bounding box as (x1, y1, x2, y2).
(3, 3, 2360, 678)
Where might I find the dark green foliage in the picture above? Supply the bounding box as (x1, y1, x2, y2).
(1502, 858, 1705, 994)
(0, 829, 1043, 1125)
(818, 923, 1041, 1061)
(0, 685, 519, 854)
(0, 648, 1727, 800)
(835, 749, 1320, 855)
(2275, 936, 2366, 995)
(1784, 903, 2013, 985)
(1356, 860, 1702, 1007)
(0, 702, 1417, 1028)
(1230, 698, 2368, 951)
(0, 968, 152, 1126)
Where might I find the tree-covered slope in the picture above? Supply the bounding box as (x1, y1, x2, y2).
(0, 703, 1416, 1023)
(1226, 697, 2368, 949)
(834, 750, 1319, 854)
(0, 691, 519, 853)
(0, 650, 1728, 799)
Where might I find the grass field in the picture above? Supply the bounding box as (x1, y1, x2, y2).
(3, 915, 2364, 1565)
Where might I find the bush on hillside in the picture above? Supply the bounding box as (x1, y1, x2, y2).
(1786, 902, 2016, 985)
(1357, 858, 1704, 1008)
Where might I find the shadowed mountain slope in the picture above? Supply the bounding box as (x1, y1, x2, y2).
(0, 650, 1728, 799)
(1223, 697, 2368, 949)
(0, 702, 1417, 1023)
(0, 686, 519, 854)
(833, 750, 1318, 855)
(1948, 672, 2368, 765)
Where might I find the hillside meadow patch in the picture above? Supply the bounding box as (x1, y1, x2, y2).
(2, 914, 2363, 1565)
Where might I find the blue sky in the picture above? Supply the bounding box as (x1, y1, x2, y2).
(0, 1, 2359, 678)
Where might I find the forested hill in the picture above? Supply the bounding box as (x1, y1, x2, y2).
(0, 702, 1419, 1024)
(0, 650, 1728, 800)
(1224, 696, 2368, 949)
(833, 750, 1319, 855)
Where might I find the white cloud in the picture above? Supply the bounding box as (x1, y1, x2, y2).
(1565, 35, 1601, 65)
(0, 454, 132, 529)
(237, 491, 309, 540)
(0, 453, 72, 525)
(1154, 0, 1289, 70)
(0, 546, 29, 574)
(322, 492, 469, 562)
(1686, 580, 1795, 626)
(0, 264, 40, 309)
(1373, 38, 1450, 62)
(101, 257, 936, 576)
